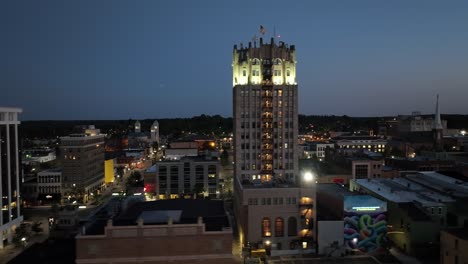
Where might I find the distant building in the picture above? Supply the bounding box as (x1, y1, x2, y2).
(0, 107, 23, 249)
(60, 125, 105, 202)
(350, 172, 468, 257)
(352, 158, 385, 179)
(76, 199, 235, 264)
(22, 147, 56, 165)
(147, 156, 220, 199)
(37, 168, 62, 203)
(150, 120, 160, 145)
(331, 136, 387, 155)
(134, 120, 141, 133)
(398, 112, 447, 134)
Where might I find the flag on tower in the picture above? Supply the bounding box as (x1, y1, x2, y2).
(260, 25, 266, 35)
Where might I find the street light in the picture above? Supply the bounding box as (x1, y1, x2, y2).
(303, 171, 314, 182)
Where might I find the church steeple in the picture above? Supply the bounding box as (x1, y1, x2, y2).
(433, 94, 443, 151)
(434, 94, 443, 130)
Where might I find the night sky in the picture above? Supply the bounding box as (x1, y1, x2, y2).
(2, 0, 468, 120)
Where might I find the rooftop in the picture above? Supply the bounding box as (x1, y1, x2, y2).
(355, 174, 456, 206)
(114, 199, 229, 231)
(0, 107, 22, 113)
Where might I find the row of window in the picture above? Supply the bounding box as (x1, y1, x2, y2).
(262, 217, 297, 237)
(239, 89, 295, 97)
(240, 142, 294, 149)
(241, 69, 291, 77)
(38, 176, 61, 183)
(0, 113, 16, 121)
(248, 197, 297, 206)
(240, 152, 295, 159)
(38, 186, 61, 194)
(240, 163, 295, 170)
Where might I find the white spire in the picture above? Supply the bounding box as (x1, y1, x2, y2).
(434, 94, 443, 130)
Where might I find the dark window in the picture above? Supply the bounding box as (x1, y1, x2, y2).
(288, 217, 297, 236)
(275, 218, 284, 237)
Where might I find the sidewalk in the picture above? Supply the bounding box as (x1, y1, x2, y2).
(389, 247, 422, 264)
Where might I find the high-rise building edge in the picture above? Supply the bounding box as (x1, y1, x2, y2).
(0, 107, 23, 249)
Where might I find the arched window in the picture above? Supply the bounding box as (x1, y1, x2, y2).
(262, 217, 271, 237)
(275, 217, 284, 237)
(288, 217, 297, 237)
(274, 58, 282, 65)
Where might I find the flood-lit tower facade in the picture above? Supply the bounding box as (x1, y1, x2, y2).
(233, 38, 298, 184)
(150, 120, 160, 145)
(233, 38, 315, 255)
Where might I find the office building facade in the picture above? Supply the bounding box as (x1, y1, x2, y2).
(0, 107, 23, 249)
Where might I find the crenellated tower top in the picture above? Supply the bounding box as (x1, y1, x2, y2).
(232, 37, 297, 87)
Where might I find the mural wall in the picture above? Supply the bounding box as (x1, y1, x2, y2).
(343, 195, 387, 253)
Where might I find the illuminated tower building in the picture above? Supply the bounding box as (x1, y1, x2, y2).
(135, 120, 141, 133)
(150, 120, 160, 145)
(233, 38, 298, 183)
(233, 38, 315, 254)
(0, 107, 23, 249)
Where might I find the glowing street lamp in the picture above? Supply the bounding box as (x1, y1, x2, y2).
(303, 171, 314, 182)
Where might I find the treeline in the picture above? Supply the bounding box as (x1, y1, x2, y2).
(20, 114, 468, 139)
(20, 115, 233, 139)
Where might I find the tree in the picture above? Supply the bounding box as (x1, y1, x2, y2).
(31, 221, 43, 235)
(12, 223, 30, 248)
(116, 166, 125, 179)
(221, 149, 229, 166)
(126, 171, 143, 189)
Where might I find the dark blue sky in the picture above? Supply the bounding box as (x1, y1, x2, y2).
(2, 0, 468, 120)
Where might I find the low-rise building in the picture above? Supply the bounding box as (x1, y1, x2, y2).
(331, 136, 387, 155)
(350, 172, 468, 258)
(76, 199, 235, 264)
(22, 147, 56, 165)
(37, 168, 62, 203)
(234, 177, 316, 255)
(146, 156, 221, 199)
(352, 158, 385, 179)
(317, 184, 387, 255)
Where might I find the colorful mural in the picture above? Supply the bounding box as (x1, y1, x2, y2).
(343, 195, 387, 253)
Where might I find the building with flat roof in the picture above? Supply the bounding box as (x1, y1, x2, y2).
(0, 107, 23, 249)
(146, 156, 220, 199)
(37, 168, 62, 203)
(76, 199, 235, 264)
(331, 136, 387, 155)
(232, 38, 316, 255)
(60, 125, 105, 202)
(350, 172, 468, 257)
(317, 184, 387, 255)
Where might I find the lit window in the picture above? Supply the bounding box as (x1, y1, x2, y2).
(262, 218, 272, 237)
(285, 143, 288, 149)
